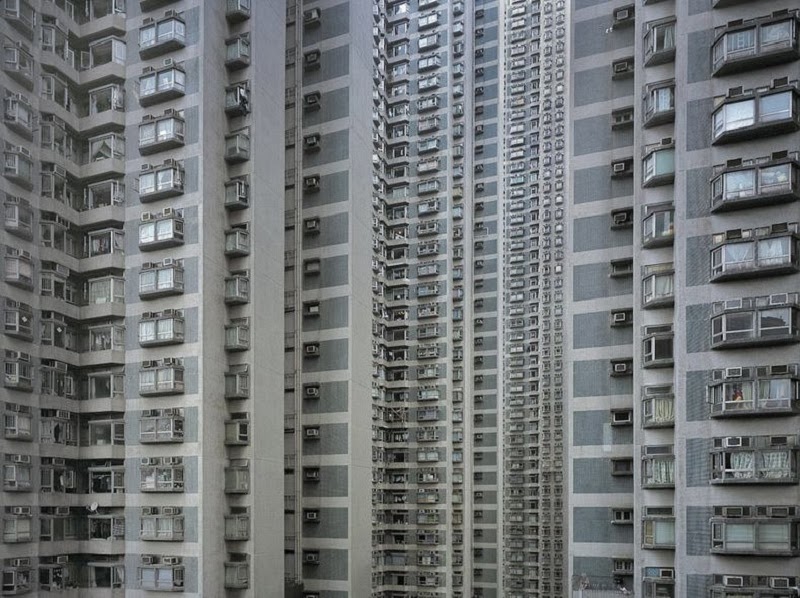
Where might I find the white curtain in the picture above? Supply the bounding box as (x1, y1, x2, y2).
(650, 458, 674, 484)
(758, 237, 789, 266)
(760, 450, 790, 479)
(653, 397, 674, 423)
(730, 451, 755, 479)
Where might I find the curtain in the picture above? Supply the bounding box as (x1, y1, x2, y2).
(760, 450, 790, 479)
(662, 24, 675, 51)
(655, 274, 674, 298)
(758, 237, 789, 266)
(653, 397, 674, 423)
(730, 451, 755, 479)
(723, 242, 754, 267)
(141, 517, 156, 538)
(650, 458, 674, 484)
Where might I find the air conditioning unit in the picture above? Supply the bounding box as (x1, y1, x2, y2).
(305, 510, 319, 521)
(142, 507, 155, 516)
(613, 60, 632, 74)
(303, 8, 321, 25)
(723, 576, 744, 588)
(162, 507, 180, 516)
(303, 134, 320, 149)
(303, 176, 320, 190)
(724, 437, 743, 448)
(614, 363, 630, 374)
(304, 385, 320, 398)
(163, 207, 175, 217)
(305, 428, 320, 439)
(162, 556, 181, 565)
(725, 367, 743, 378)
(11, 558, 30, 567)
(13, 455, 30, 464)
(141, 555, 155, 565)
(305, 344, 320, 356)
(52, 457, 66, 466)
(771, 578, 791, 589)
(475, 491, 484, 498)
(612, 161, 628, 173)
(12, 506, 30, 516)
(304, 552, 320, 564)
(164, 9, 178, 18)
(722, 506, 744, 517)
(163, 258, 175, 267)
(56, 410, 70, 420)
(163, 58, 175, 67)
(56, 556, 68, 564)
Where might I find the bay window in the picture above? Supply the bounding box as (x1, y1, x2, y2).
(4, 196, 33, 239)
(644, 19, 676, 65)
(642, 263, 674, 308)
(642, 385, 675, 428)
(139, 361, 185, 395)
(86, 371, 124, 401)
(712, 87, 799, 144)
(86, 179, 124, 210)
(711, 295, 800, 348)
(3, 299, 33, 339)
(139, 262, 184, 297)
(84, 36, 126, 69)
(711, 225, 798, 280)
(642, 204, 674, 247)
(642, 325, 673, 368)
(225, 35, 250, 69)
(88, 84, 124, 114)
(138, 114, 185, 154)
(139, 65, 186, 106)
(3, 148, 33, 189)
(224, 318, 250, 352)
(140, 458, 184, 492)
(139, 563, 185, 591)
(88, 462, 125, 493)
(140, 508, 184, 541)
(138, 311, 184, 346)
(709, 365, 799, 417)
(139, 409, 185, 443)
(138, 15, 186, 58)
(138, 212, 184, 249)
(711, 154, 799, 211)
(711, 436, 797, 484)
(224, 459, 250, 494)
(713, 15, 799, 75)
(3, 352, 33, 391)
(642, 145, 675, 187)
(642, 446, 675, 488)
(712, 510, 799, 555)
(139, 162, 183, 200)
(89, 132, 125, 162)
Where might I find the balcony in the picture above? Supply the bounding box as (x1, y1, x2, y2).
(712, 12, 800, 76)
(224, 416, 250, 446)
(224, 365, 249, 400)
(138, 161, 184, 202)
(711, 506, 800, 555)
(3, 94, 34, 139)
(138, 210, 184, 251)
(3, 147, 34, 190)
(2, 0, 35, 38)
(711, 223, 799, 281)
(224, 460, 250, 494)
(2, 299, 33, 341)
(712, 152, 800, 212)
(3, 352, 33, 392)
(225, 510, 250, 540)
(224, 318, 250, 352)
(225, 227, 250, 257)
(139, 14, 186, 59)
(224, 555, 250, 589)
(224, 177, 250, 210)
(709, 364, 800, 418)
(712, 82, 800, 145)
(138, 113, 185, 155)
(711, 293, 800, 349)
(711, 435, 798, 484)
(139, 64, 186, 107)
(225, 82, 250, 117)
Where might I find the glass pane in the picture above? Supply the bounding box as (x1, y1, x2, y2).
(760, 92, 792, 122)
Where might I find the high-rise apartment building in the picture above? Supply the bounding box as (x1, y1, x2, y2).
(568, 0, 800, 596)
(1, 0, 285, 595)
(285, 0, 566, 596)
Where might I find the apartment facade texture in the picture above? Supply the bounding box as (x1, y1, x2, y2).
(568, 0, 800, 597)
(1, 0, 285, 595)
(285, 0, 567, 597)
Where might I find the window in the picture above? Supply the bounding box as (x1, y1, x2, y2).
(3, 515, 32, 543)
(3, 456, 32, 491)
(711, 294, 800, 348)
(225, 510, 250, 540)
(642, 445, 675, 488)
(711, 436, 797, 484)
(139, 65, 186, 106)
(712, 87, 799, 144)
(642, 385, 675, 427)
(140, 458, 184, 492)
(140, 508, 184, 541)
(713, 15, 799, 75)
(2, 42, 33, 85)
(224, 459, 250, 494)
(643, 145, 675, 187)
(3, 196, 33, 239)
(139, 15, 186, 57)
(140, 410, 184, 443)
(139, 312, 185, 346)
(85, 36, 126, 68)
(224, 556, 250, 589)
(611, 458, 634, 476)
(88, 84, 124, 115)
(642, 507, 675, 549)
(139, 114, 185, 153)
(225, 177, 250, 210)
(87, 323, 125, 352)
(139, 361, 185, 395)
(139, 163, 184, 201)
(711, 153, 800, 211)
(642, 325, 674, 368)
(3, 148, 33, 189)
(87, 371, 124, 400)
(225, 272, 250, 304)
(711, 507, 799, 554)
(3, 352, 33, 391)
(85, 179, 125, 209)
(709, 365, 800, 417)
(642, 263, 674, 308)
(225, 82, 250, 117)
(644, 20, 676, 65)
(225, 35, 251, 69)
(642, 569, 675, 598)
(225, 365, 249, 399)
(3, 299, 33, 340)
(138, 212, 184, 249)
(642, 204, 674, 247)
(139, 562, 185, 591)
(139, 262, 184, 297)
(225, 130, 250, 163)
(3, 407, 32, 440)
(88, 132, 125, 161)
(711, 225, 799, 280)
(3, 94, 33, 136)
(225, 318, 250, 351)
